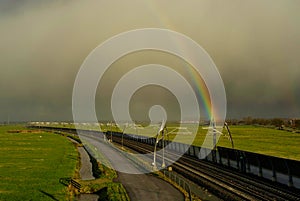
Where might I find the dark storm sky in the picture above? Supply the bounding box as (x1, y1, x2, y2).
(0, 0, 299, 122)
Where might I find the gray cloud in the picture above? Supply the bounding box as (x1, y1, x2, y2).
(0, 0, 299, 122)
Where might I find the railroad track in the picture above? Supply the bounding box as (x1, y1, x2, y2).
(38, 127, 300, 201)
(111, 136, 300, 201)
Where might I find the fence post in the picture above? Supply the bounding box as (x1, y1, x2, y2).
(227, 149, 231, 167)
(246, 154, 251, 173)
(218, 150, 222, 165)
(270, 158, 277, 182)
(257, 156, 263, 177)
(285, 160, 294, 187)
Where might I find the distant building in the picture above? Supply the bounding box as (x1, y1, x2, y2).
(290, 119, 300, 128)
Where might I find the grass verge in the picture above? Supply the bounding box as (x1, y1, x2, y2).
(0, 125, 78, 201)
(57, 133, 130, 201)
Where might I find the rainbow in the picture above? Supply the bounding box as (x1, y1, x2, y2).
(141, 1, 214, 121)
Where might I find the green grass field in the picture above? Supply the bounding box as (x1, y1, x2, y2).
(0, 125, 78, 201)
(108, 124, 300, 161)
(216, 125, 300, 160)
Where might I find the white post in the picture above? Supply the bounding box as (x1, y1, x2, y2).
(162, 128, 166, 168)
(152, 132, 159, 170)
(152, 120, 166, 170)
(121, 123, 127, 149)
(110, 121, 113, 142)
(212, 118, 217, 162)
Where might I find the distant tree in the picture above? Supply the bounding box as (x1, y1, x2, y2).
(226, 119, 239, 125)
(256, 118, 271, 125)
(243, 116, 253, 125)
(252, 118, 259, 125)
(271, 118, 284, 128)
(295, 119, 300, 129)
(264, 119, 272, 125)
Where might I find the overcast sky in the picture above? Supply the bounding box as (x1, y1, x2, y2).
(0, 0, 299, 122)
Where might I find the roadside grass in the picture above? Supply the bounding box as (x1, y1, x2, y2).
(76, 140, 130, 201)
(78, 178, 129, 201)
(46, 129, 130, 200)
(0, 125, 78, 201)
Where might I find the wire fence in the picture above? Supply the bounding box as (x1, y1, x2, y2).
(162, 169, 207, 201)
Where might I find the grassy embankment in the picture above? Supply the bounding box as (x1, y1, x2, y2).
(53, 129, 129, 201)
(0, 125, 129, 201)
(0, 125, 78, 201)
(215, 125, 300, 160)
(76, 142, 129, 201)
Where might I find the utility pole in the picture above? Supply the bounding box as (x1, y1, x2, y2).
(161, 127, 166, 168)
(213, 120, 216, 150)
(121, 123, 128, 149)
(110, 121, 113, 142)
(212, 118, 217, 163)
(224, 122, 234, 149)
(152, 120, 166, 169)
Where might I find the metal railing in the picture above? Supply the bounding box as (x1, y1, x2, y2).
(59, 177, 81, 192)
(162, 169, 205, 201)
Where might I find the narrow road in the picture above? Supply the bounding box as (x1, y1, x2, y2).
(117, 172, 184, 201)
(78, 147, 94, 180)
(68, 138, 99, 201)
(80, 133, 184, 201)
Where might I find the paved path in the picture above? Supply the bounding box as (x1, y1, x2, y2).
(78, 147, 95, 180)
(68, 138, 99, 201)
(67, 138, 95, 180)
(81, 133, 184, 201)
(117, 172, 184, 201)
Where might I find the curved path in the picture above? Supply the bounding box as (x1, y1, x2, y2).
(68, 138, 99, 201)
(80, 133, 184, 201)
(78, 147, 95, 180)
(117, 172, 184, 201)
